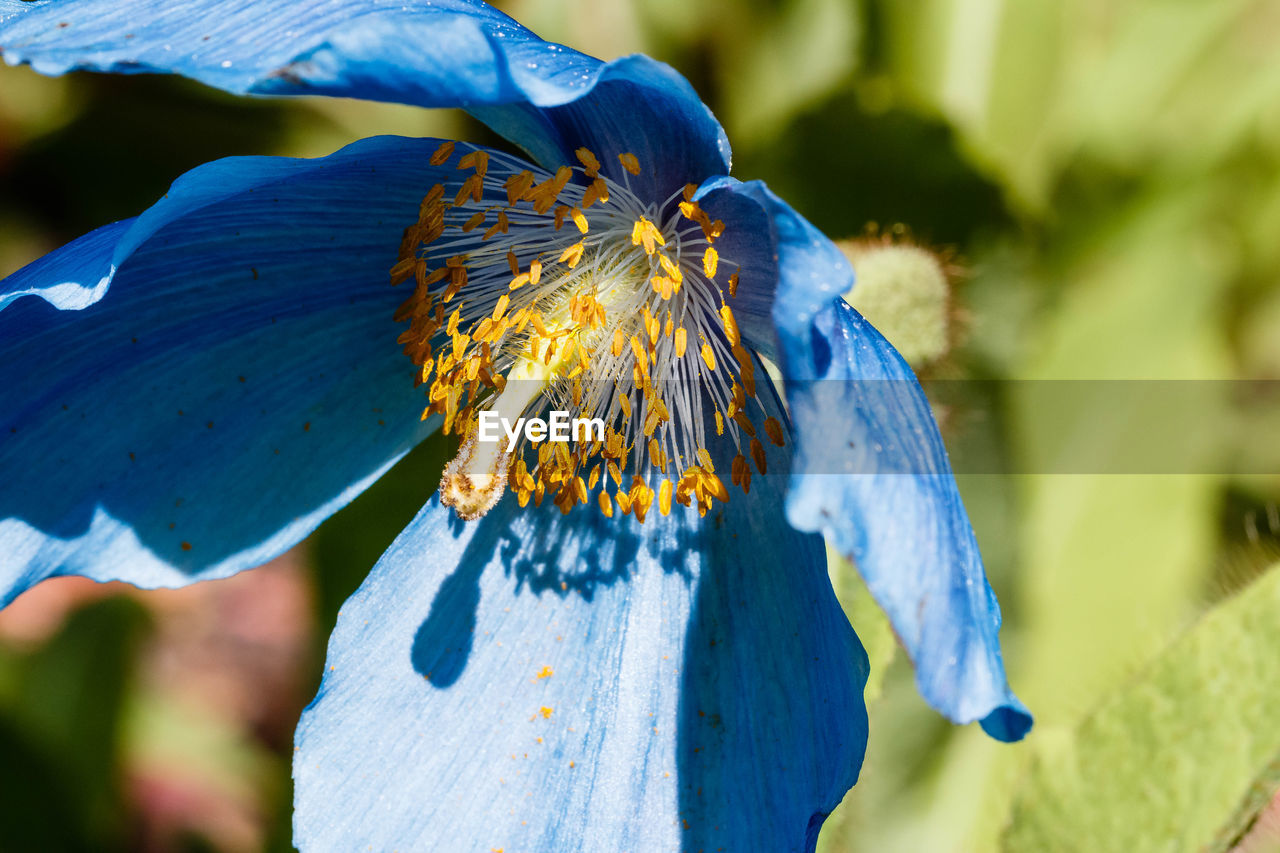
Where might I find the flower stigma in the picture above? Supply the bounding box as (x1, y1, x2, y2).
(392, 143, 785, 522)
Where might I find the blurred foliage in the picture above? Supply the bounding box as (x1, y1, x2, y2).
(0, 597, 150, 851)
(1, 0, 1278, 849)
(1004, 564, 1280, 853)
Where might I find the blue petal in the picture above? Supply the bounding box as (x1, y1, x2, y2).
(0, 1, 730, 198)
(687, 179, 1029, 740)
(787, 300, 1031, 741)
(295, 449, 867, 849)
(0, 134, 489, 606)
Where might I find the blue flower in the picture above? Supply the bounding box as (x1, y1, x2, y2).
(0, 2, 1030, 850)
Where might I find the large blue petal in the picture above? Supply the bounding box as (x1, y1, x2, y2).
(687, 180, 1030, 740)
(0, 134, 487, 606)
(294, 436, 868, 850)
(0, 0, 729, 199)
(788, 300, 1031, 741)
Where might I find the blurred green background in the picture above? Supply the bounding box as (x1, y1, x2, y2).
(1, 0, 1279, 850)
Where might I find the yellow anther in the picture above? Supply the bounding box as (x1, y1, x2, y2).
(630, 217, 666, 255)
(619, 393, 632, 419)
(657, 254, 683, 283)
(731, 453, 746, 487)
(715, 410, 725, 436)
(553, 205, 569, 231)
(571, 207, 589, 235)
(612, 328, 625, 357)
(505, 170, 535, 205)
(462, 210, 486, 233)
(629, 334, 646, 364)
(530, 312, 549, 337)
(658, 479, 673, 516)
(648, 438, 664, 469)
(703, 470, 730, 503)
(458, 150, 489, 177)
(559, 241, 585, 268)
(492, 294, 510, 323)
(598, 489, 614, 517)
(719, 304, 739, 346)
(732, 410, 756, 437)
(429, 141, 455, 165)
(618, 152, 641, 175)
(582, 177, 609, 208)
(389, 256, 416, 284)
(682, 183, 698, 202)
(446, 308, 462, 336)
(483, 210, 510, 240)
(506, 251, 520, 277)
(696, 447, 714, 471)
(751, 437, 767, 475)
(674, 327, 688, 358)
(703, 247, 719, 278)
(728, 272, 740, 297)
(700, 340, 716, 371)
(575, 147, 601, 178)
(509, 272, 530, 291)
(763, 416, 785, 447)
(529, 258, 542, 285)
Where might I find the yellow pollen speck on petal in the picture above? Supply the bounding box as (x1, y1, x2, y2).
(540, 706, 554, 718)
(618, 152, 641, 175)
(429, 140, 455, 165)
(536, 666, 553, 679)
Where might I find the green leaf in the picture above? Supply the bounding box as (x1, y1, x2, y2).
(827, 549, 896, 704)
(1004, 565, 1280, 853)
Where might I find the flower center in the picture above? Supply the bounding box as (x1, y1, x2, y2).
(392, 143, 784, 522)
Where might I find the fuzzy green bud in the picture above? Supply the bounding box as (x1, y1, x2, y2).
(840, 239, 954, 368)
